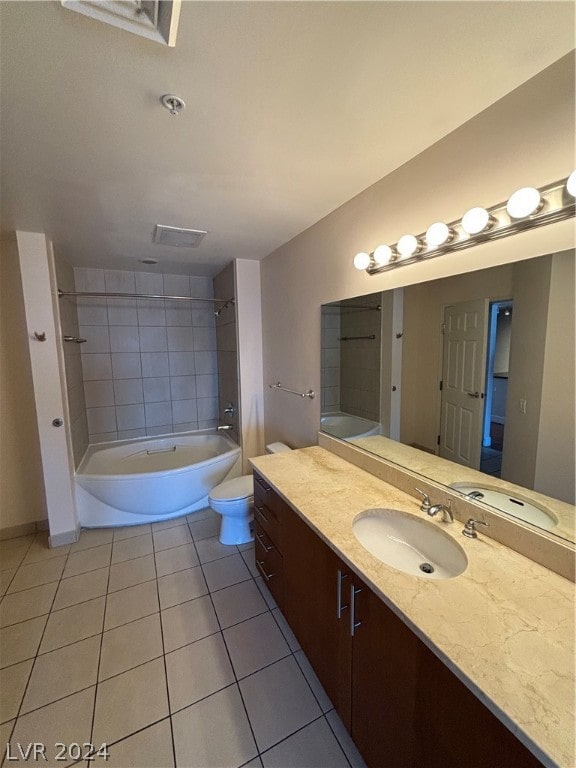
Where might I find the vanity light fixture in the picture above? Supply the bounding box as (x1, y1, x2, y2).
(461, 207, 492, 235)
(354, 173, 575, 275)
(506, 186, 543, 219)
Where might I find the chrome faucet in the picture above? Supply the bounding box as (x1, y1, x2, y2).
(427, 500, 454, 523)
(462, 518, 490, 538)
(217, 424, 233, 431)
(414, 488, 431, 513)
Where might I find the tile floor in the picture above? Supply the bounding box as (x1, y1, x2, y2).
(0, 509, 366, 768)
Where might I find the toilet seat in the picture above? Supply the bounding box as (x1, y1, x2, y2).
(208, 474, 253, 502)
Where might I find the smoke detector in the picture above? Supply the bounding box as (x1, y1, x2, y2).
(153, 224, 207, 248)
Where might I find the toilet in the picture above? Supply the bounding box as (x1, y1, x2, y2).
(209, 442, 292, 545)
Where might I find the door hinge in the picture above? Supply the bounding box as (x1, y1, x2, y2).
(441, 322, 446, 334)
(439, 380, 443, 391)
(437, 434, 441, 446)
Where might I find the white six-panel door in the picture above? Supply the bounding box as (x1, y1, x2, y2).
(439, 298, 489, 469)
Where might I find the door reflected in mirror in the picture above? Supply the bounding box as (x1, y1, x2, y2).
(321, 250, 575, 543)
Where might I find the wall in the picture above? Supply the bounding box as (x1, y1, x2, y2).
(0, 237, 47, 534)
(54, 256, 89, 466)
(74, 268, 219, 443)
(214, 263, 239, 446)
(534, 250, 575, 503)
(321, 305, 340, 413)
(260, 55, 575, 452)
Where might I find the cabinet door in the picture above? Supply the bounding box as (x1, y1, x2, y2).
(350, 579, 419, 768)
(282, 507, 351, 725)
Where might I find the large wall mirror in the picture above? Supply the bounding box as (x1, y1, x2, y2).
(321, 249, 575, 544)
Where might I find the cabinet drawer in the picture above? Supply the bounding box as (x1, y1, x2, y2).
(253, 473, 287, 522)
(255, 529, 284, 609)
(253, 497, 282, 549)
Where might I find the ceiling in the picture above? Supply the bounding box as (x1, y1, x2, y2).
(1, 1, 574, 276)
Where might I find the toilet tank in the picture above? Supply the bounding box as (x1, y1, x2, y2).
(265, 442, 292, 454)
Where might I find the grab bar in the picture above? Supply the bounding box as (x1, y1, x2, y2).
(340, 335, 376, 341)
(269, 382, 315, 399)
(146, 445, 176, 455)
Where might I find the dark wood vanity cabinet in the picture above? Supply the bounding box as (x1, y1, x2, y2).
(254, 475, 544, 768)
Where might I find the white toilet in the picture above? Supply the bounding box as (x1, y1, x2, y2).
(208, 442, 292, 545)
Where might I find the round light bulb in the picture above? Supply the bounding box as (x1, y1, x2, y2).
(506, 187, 542, 219)
(425, 222, 452, 248)
(566, 170, 576, 197)
(373, 244, 394, 266)
(461, 207, 491, 235)
(353, 252, 371, 270)
(397, 235, 420, 258)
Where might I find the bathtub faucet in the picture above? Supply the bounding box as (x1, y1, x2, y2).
(217, 424, 234, 431)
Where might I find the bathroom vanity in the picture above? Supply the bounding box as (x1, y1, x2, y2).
(251, 447, 574, 768)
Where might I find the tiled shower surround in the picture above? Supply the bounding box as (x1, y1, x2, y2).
(74, 268, 220, 444)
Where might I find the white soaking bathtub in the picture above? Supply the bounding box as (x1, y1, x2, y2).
(75, 431, 242, 527)
(321, 412, 382, 440)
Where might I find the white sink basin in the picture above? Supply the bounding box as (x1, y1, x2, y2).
(450, 483, 557, 530)
(352, 509, 468, 579)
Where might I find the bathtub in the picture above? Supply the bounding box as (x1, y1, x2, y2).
(75, 431, 241, 527)
(321, 412, 382, 440)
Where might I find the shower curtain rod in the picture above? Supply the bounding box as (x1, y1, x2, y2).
(57, 289, 235, 306)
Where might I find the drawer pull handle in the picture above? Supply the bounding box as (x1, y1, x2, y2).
(336, 568, 348, 619)
(255, 531, 273, 552)
(255, 477, 271, 493)
(255, 505, 269, 524)
(350, 584, 362, 637)
(256, 559, 274, 582)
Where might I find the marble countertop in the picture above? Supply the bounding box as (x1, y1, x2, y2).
(250, 446, 575, 768)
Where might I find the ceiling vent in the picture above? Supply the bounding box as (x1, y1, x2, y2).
(153, 224, 207, 248)
(61, 1, 181, 47)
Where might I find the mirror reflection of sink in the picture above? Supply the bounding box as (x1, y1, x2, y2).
(352, 509, 468, 579)
(450, 483, 558, 530)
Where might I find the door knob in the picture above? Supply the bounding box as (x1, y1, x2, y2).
(467, 391, 480, 399)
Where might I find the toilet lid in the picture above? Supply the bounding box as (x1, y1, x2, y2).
(209, 475, 254, 502)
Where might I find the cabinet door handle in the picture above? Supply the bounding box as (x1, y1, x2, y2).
(350, 584, 362, 637)
(336, 568, 348, 618)
(255, 531, 273, 552)
(255, 477, 271, 494)
(254, 505, 269, 524)
(256, 559, 274, 582)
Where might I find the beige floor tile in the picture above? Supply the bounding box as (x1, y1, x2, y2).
(155, 543, 199, 577)
(52, 568, 109, 611)
(63, 544, 112, 578)
(165, 633, 235, 713)
(104, 580, 159, 630)
(186, 508, 215, 524)
(151, 516, 188, 532)
(22, 534, 71, 565)
(70, 529, 114, 553)
(112, 524, 152, 542)
(294, 650, 334, 713)
(161, 595, 219, 653)
(99, 613, 163, 681)
(272, 608, 301, 651)
(254, 577, 277, 610)
(40, 597, 105, 654)
(0, 720, 15, 758)
(108, 554, 156, 593)
(96, 718, 174, 768)
(0, 615, 47, 668)
(238, 542, 254, 553)
(241, 548, 260, 578)
(0, 583, 58, 628)
(243, 759, 264, 768)
(21, 635, 100, 714)
(10, 687, 96, 768)
(93, 658, 168, 746)
(202, 553, 251, 592)
(261, 716, 349, 768)
(239, 656, 322, 753)
(172, 685, 257, 768)
(188, 517, 220, 541)
(0, 569, 16, 597)
(195, 536, 236, 565)
(223, 612, 290, 680)
(326, 709, 367, 768)
(0, 659, 33, 722)
(7, 557, 67, 594)
(0, 538, 33, 572)
(212, 580, 268, 630)
(111, 534, 153, 565)
(153, 526, 192, 553)
(157, 567, 207, 610)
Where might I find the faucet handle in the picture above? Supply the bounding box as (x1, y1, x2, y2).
(462, 518, 490, 539)
(415, 488, 431, 512)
